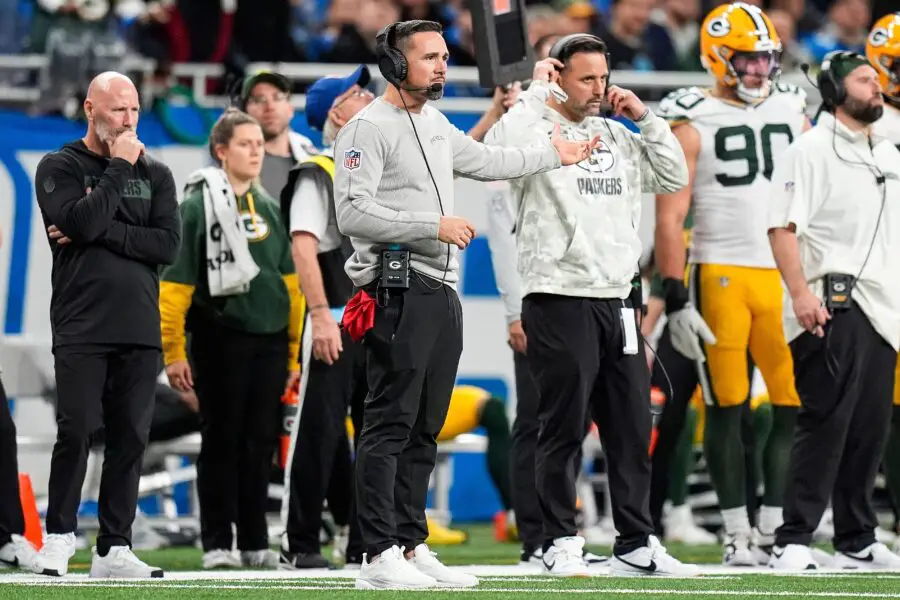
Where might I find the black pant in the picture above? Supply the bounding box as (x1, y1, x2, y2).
(285, 328, 366, 555)
(356, 274, 463, 558)
(191, 317, 288, 552)
(510, 350, 543, 549)
(47, 344, 159, 553)
(776, 304, 897, 552)
(647, 324, 697, 532)
(523, 294, 654, 556)
(0, 378, 24, 548)
(510, 350, 588, 549)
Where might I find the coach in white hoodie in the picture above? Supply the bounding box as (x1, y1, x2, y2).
(485, 34, 695, 578)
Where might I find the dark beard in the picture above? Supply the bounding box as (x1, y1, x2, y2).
(425, 86, 444, 101)
(844, 96, 884, 124)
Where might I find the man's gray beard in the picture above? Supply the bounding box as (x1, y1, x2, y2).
(844, 96, 884, 125)
(425, 87, 444, 101)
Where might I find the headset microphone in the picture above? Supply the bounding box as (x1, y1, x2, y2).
(402, 83, 444, 94)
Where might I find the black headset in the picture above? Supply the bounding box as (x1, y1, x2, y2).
(816, 50, 858, 110)
(547, 33, 612, 98)
(376, 23, 408, 89)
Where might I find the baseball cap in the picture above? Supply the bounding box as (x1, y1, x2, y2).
(238, 71, 292, 110)
(305, 65, 372, 131)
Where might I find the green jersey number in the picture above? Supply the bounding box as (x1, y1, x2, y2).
(714, 123, 794, 187)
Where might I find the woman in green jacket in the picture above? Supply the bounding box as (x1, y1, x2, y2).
(159, 108, 304, 569)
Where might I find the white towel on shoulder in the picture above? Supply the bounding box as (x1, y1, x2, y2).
(186, 167, 259, 297)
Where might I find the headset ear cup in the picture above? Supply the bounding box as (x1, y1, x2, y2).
(390, 48, 408, 83)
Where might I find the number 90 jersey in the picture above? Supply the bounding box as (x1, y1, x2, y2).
(658, 84, 808, 268)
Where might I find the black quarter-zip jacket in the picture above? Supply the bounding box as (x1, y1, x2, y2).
(34, 140, 181, 349)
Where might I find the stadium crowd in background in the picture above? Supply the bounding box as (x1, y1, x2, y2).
(0, 0, 895, 98)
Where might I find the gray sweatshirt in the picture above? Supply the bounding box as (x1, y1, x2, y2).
(485, 81, 689, 300)
(333, 97, 561, 289)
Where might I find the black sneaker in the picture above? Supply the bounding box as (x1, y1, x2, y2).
(279, 549, 334, 570)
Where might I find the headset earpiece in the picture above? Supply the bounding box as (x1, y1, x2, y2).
(376, 22, 409, 89)
(818, 51, 850, 109)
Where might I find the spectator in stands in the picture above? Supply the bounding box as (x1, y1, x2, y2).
(770, 0, 823, 36)
(304, 0, 360, 61)
(768, 9, 815, 74)
(127, 0, 235, 66)
(599, 0, 678, 71)
(325, 0, 400, 64)
(526, 4, 564, 46)
(160, 108, 304, 571)
(398, 0, 454, 29)
(651, 0, 701, 71)
(800, 0, 869, 63)
(237, 71, 317, 199)
(233, 0, 304, 62)
(560, 0, 600, 35)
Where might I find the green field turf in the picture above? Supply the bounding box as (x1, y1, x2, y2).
(1, 525, 898, 600)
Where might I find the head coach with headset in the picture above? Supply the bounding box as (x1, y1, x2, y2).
(766, 51, 900, 571)
(331, 19, 599, 590)
(483, 33, 697, 578)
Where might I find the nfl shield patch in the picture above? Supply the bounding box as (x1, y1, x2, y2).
(344, 148, 361, 170)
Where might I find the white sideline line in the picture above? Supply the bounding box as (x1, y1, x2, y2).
(4, 582, 900, 597)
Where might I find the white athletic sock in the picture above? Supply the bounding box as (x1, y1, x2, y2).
(721, 507, 751, 536)
(758, 505, 783, 535)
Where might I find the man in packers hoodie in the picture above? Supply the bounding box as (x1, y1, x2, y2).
(484, 34, 695, 578)
(31, 71, 180, 579)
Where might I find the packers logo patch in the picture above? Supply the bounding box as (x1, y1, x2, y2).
(343, 148, 361, 171)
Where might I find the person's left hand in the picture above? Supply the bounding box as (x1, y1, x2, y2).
(606, 85, 648, 121)
(48, 225, 71, 245)
(286, 370, 300, 392)
(550, 123, 601, 166)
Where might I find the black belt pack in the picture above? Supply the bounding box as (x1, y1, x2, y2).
(824, 273, 854, 311)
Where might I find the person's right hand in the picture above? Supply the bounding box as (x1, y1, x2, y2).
(110, 131, 144, 165)
(667, 304, 717, 362)
(508, 320, 527, 354)
(167, 360, 193, 391)
(532, 58, 564, 84)
(438, 216, 476, 249)
(312, 309, 344, 365)
(792, 288, 830, 337)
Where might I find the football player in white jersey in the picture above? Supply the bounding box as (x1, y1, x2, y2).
(654, 2, 810, 566)
(867, 12, 900, 551)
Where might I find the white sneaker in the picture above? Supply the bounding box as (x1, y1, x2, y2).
(811, 548, 835, 567)
(542, 536, 591, 577)
(203, 549, 241, 569)
(355, 545, 436, 590)
(833, 543, 900, 570)
(89, 546, 164, 578)
(31, 532, 76, 576)
(0, 535, 38, 571)
(768, 544, 818, 570)
(241, 549, 279, 568)
(664, 505, 718, 545)
(752, 528, 776, 565)
(813, 509, 834, 543)
(407, 544, 478, 587)
(723, 532, 757, 566)
(610, 535, 700, 577)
